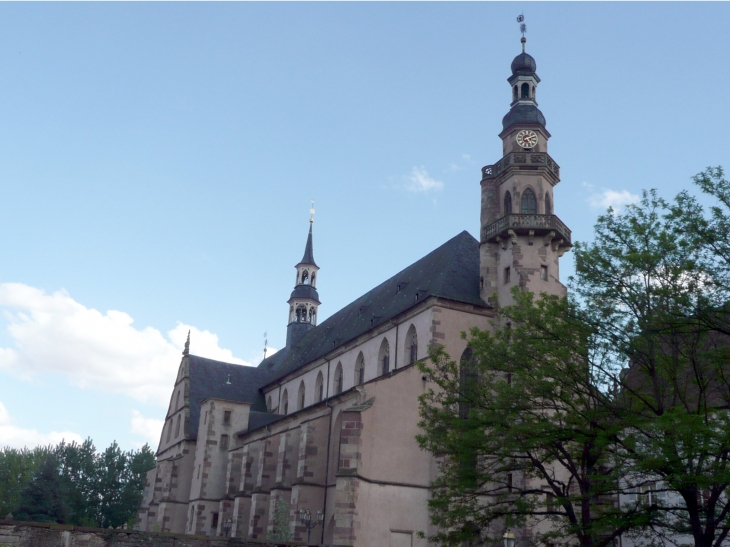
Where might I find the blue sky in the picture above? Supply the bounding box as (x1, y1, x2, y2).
(1, 2, 728, 451)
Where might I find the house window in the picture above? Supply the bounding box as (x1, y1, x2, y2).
(223, 410, 231, 425)
(521, 188, 537, 214)
(220, 434, 229, 450)
(540, 265, 548, 281)
(211, 512, 219, 529)
(504, 267, 511, 284)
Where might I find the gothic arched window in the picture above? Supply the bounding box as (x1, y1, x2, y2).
(545, 192, 552, 215)
(298, 381, 306, 411)
(174, 415, 181, 438)
(355, 353, 365, 385)
(406, 325, 418, 365)
(175, 391, 181, 410)
(504, 191, 512, 215)
(315, 371, 324, 402)
(521, 82, 530, 99)
(335, 362, 343, 395)
(521, 188, 537, 214)
(378, 338, 390, 375)
(282, 389, 289, 415)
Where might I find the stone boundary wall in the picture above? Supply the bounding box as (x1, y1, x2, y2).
(0, 521, 299, 547)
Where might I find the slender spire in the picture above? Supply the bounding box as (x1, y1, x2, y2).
(299, 201, 317, 266)
(182, 330, 190, 356)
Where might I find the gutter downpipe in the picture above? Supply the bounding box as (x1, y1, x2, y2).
(321, 358, 332, 545)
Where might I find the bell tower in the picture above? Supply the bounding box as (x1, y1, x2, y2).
(479, 31, 571, 307)
(286, 203, 321, 348)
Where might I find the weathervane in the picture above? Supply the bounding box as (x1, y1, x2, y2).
(517, 14, 527, 52)
(309, 200, 315, 224)
(263, 331, 268, 360)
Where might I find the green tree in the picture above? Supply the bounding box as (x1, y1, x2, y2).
(57, 438, 99, 526)
(121, 444, 155, 528)
(268, 498, 293, 543)
(418, 169, 730, 547)
(13, 454, 68, 523)
(0, 445, 53, 517)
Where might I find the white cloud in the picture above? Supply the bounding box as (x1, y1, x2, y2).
(584, 182, 639, 213)
(407, 166, 443, 193)
(0, 283, 250, 407)
(0, 400, 83, 449)
(131, 410, 164, 447)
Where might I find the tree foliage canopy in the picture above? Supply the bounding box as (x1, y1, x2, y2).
(418, 168, 730, 547)
(1, 439, 155, 528)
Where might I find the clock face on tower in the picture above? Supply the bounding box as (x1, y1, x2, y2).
(516, 130, 539, 148)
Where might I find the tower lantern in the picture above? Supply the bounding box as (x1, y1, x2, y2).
(286, 204, 321, 348)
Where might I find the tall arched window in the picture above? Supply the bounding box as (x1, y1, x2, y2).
(504, 191, 512, 215)
(459, 348, 476, 419)
(174, 415, 181, 438)
(166, 420, 172, 442)
(545, 192, 552, 215)
(406, 325, 418, 365)
(175, 391, 181, 410)
(298, 381, 306, 411)
(355, 353, 365, 385)
(378, 338, 390, 375)
(512, 85, 518, 101)
(521, 82, 530, 99)
(311, 273, 316, 288)
(315, 371, 324, 402)
(521, 188, 537, 214)
(267, 396, 272, 412)
(335, 362, 343, 395)
(301, 270, 309, 285)
(282, 389, 289, 415)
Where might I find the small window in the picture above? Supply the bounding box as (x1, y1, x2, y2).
(504, 267, 511, 284)
(521, 82, 529, 99)
(204, 410, 208, 425)
(298, 381, 306, 410)
(166, 420, 172, 442)
(335, 363, 343, 395)
(382, 354, 389, 375)
(504, 191, 512, 215)
(197, 465, 201, 479)
(175, 391, 181, 410)
(174, 415, 181, 438)
(545, 193, 552, 215)
(223, 410, 231, 425)
(220, 434, 229, 450)
(407, 327, 418, 365)
(211, 512, 219, 529)
(315, 372, 324, 403)
(282, 389, 289, 415)
(355, 353, 365, 385)
(521, 188, 537, 214)
(540, 265, 548, 281)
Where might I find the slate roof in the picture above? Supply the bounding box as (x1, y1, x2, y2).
(511, 52, 537, 75)
(298, 224, 317, 267)
(502, 104, 546, 132)
(187, 355, 268, 440)
(183, 230, 487, 433)
(258, 230, 487, 382)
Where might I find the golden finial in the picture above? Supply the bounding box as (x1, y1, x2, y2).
(309, 200, 315, 223)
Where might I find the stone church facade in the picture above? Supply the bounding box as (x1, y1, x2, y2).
(135, 42, 571, 547)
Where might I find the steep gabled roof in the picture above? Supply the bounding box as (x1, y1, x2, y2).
(187, 355, 268, 440)
(182, 231, 487, 433)
(259, 230, 487, 381)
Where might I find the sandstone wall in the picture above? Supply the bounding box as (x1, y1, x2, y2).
(0, 521, 296, 547)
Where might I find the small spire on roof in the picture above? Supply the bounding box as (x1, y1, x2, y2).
(309, 199, 315, 224)
(183, 330, 190, 356)
(517, 14, 527, 52)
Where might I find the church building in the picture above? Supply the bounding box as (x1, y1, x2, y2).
(135, 38, 572, 547)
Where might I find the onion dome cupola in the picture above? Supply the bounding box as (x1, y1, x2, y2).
(286, 205, 320, 348)
(502, 35, 546, 134)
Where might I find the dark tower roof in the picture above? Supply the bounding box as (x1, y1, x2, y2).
(511, 52, 537, 75)
(502, 104, 546, 131)
(297, 223, 317, 267)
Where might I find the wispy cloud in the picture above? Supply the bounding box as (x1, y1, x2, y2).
(0, 283, 249, 407)
(0, 400, 83, 449)
(583, 182, 639, 213)
(131, 410, 164, 448)
(407, 166, 443, 193)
